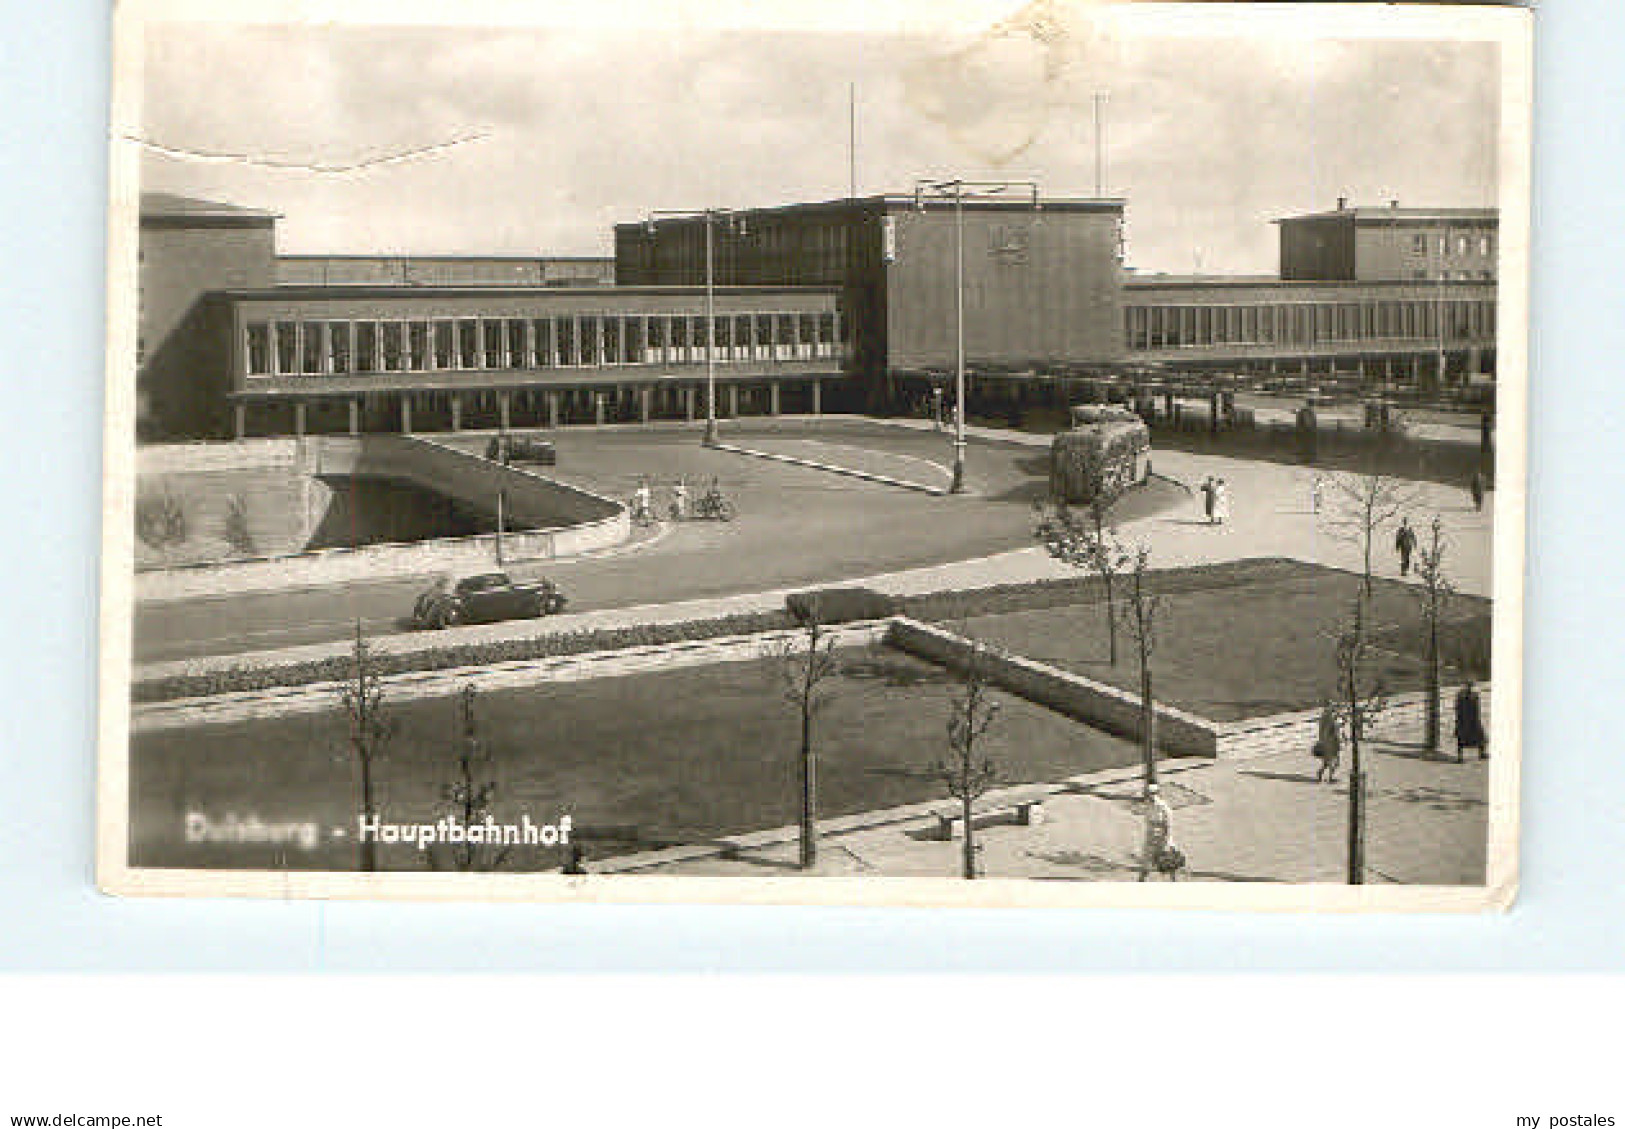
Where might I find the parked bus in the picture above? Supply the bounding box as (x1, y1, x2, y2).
(1049, 404, 1152, 505)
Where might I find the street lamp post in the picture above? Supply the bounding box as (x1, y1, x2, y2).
(648, 207, 741, 446)
(914, 179, 1040, 495)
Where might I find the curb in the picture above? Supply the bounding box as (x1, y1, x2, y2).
(712, 440, 946, 495)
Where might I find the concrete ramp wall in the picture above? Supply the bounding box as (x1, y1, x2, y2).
(135, 435, 629, 602)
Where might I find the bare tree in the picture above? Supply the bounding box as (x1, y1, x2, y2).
(778, 611, 841, 870)
(428, 683, 512, 873)
(1323, 472, 1421, 599)
(1332, 597, 1390, 885)
(221, 492, 257, 557)
(1413, 516, 1455, 753)
(1118, 545, 1165, 786)
(135, 485, 189, 559)
(934, 637, 1000, 880)
(338, 620, 391, 872)
(1035, 489, 1125, 665)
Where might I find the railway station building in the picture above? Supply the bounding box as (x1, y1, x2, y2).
(136, 189, 1499, 440)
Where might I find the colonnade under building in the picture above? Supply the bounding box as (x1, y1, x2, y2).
(231, 376, 829, 440)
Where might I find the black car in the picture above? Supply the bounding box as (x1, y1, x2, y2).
(413, 572, 568, 629)
(485, 435, 558, 466)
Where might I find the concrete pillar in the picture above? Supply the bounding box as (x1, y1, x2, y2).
(450, 396, 463, 432)
(293, 401, 307, 437)
(348, 399, 360, 436)
(684, 385, 695, 422)
(770, 382, 781, 415)
(812, 379, 822, 415)
(401, 396, 413, 433)
(639, 386, 651, 424)
(547, 391, 560, 428)
(728, 383, 739, 418)
(234, 402, 247, 441)
(594, 392, 605, 426)
(499, 392, 511, 432)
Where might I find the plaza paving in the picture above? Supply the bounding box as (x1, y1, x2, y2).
(631, 736, 1492, 886)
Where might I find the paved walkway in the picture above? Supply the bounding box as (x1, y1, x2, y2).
(629, 736, 1491, 885)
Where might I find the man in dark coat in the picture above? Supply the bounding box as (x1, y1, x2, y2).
(1470, 471, 1486, 512)
(1395, 517, 1418, 576)
(1455, 681, 1487, 761)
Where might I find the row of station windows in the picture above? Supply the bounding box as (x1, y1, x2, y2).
(1124, 299, 1497, 351)
(242, 311, 843, 378)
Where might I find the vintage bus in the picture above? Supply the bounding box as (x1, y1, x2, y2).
(1049, 404, 1153, 505)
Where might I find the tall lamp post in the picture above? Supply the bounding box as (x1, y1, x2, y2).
(647, 208, 746, 447)
(913, 179, 1040, 494)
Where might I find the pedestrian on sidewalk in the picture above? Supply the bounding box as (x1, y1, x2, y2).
(1395, 517, 1418, 576)
(1455, 681, 1487, 762)
(669, 477, 688, 521)
(1310, 473, 1324, 515)
(1213, 478, 1230, 526)
(1313, 702, 1341, 784)
(1470, 471, 1486, 512)
(1201, 476, 1216, 523)
(1138, 783, 1180, 881)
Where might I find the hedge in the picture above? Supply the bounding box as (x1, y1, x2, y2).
(133, 610, 796, 704)
(786, 587, 901, 626)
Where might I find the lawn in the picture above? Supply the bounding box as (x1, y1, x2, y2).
(130, 646, 1140, 873)
(955, 562, 1491, 722)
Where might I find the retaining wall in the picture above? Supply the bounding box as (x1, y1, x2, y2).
(135, 435, 628, 602)
(1215, 685, 1492, 761)
(886, 617, 1217, 759)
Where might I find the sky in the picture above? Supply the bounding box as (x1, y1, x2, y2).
(135, 8, 1501, 274)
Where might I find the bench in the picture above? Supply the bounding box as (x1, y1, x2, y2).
(928, 796, 1046, 841)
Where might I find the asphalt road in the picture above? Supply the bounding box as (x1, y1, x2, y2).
(133, 422, 1178, 664)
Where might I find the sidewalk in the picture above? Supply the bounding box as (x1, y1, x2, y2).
(628, 735, 1491, 885)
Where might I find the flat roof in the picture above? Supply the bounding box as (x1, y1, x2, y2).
(219, 283, 841, 301)
(1275, 206, 1498, 225)
(617, 192, 1125, 229)
(1125, 275, 1496, 291)
(279, 254, 614, 264)
(139, 191, 279, 223)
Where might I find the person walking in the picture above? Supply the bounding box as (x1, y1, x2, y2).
(1313, 702, 1342, 784)
(1455, 681, 1488, 762)
(669, 477, 688, 521)
(1138, 783, 1180, 881)
(1311, 473, 1324, 515)
(1212, 478, 1230, 526)
(1470, 471, 1486, 513)
(1394, 516, 1418, 576)
(1201, 476, 1216, 524)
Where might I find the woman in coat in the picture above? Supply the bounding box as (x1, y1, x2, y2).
(1455, 682, 1487, 761)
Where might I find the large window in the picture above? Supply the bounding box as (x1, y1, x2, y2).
(483, 319, 504, 368)
(246, 323, 272, 375)
(531, 318, 554, 366)
(457, 320, 479, 369)
(356, 323, 378, 373)
(330, 322, 353, 373)
(433, 321, 455, 370)
(381, 322, 404, 371)
(558, 317, 578, 366)
(407, 322, 429, 371)
(507, 320, 528, 368)
(301, 322, 325, 374)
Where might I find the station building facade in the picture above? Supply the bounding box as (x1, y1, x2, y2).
(137, 190, 1500, 440)
(138, 193, 845, 440)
